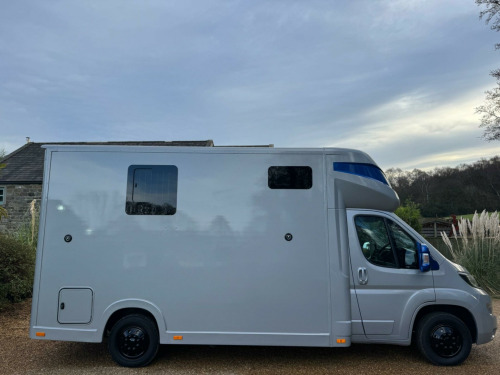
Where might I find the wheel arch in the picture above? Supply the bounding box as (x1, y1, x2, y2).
(412, 304, 477, 343)
(101, 299, 166, 341)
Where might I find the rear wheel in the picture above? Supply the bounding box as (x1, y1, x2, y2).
(416, 312, 472, 366)
(108, 314, 159, 367)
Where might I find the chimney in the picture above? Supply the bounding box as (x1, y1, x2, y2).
(26, 137, 31, 143)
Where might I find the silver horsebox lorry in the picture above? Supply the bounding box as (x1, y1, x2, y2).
(30, 145, 496, 367)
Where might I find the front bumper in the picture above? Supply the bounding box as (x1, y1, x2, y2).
(476, 295, 497, 345)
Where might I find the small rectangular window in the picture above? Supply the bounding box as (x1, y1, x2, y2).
(0, 186, 4, 205)
(268, 166, 312, 189)
(126, 165, 178, 215)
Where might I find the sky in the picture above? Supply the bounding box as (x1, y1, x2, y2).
(1, 0, 499, 170)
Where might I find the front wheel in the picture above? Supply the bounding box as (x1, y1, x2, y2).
(416, 312, 472, 366)
(108, 314, 159, 367)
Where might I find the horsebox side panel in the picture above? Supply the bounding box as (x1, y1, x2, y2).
(31, 148, 331, 345)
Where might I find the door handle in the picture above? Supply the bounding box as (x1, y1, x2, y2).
(358, 267, 368, 285)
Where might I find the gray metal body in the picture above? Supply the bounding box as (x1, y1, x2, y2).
(30, 146, 496, 349)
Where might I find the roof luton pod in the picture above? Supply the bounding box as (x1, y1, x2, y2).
(327, 149, 399, 211)
(30, 145, 496, 367)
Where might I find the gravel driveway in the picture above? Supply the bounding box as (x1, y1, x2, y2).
(1, 299, 498, 375)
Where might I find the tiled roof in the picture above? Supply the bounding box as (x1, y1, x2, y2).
(0, 140, 214, 184)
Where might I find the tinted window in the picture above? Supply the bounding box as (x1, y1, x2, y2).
(268, 166, 312, 189)
(126, 165, 178, 215)
(355, 216, 397, 268)
(354, 215, 419, 269)
(0, 187, 4, 205)
(334, 162, 389, 185)
(388, 220, 418, 269)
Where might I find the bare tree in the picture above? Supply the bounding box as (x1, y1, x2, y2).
(477, 0, 500, 48)
(476, 69, 500, 140)
(476, 1, 500, 140)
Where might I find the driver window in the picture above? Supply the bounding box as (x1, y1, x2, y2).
(354, 216, 397, 268)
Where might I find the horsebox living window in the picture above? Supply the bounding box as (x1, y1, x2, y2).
(125, 165, 178, 215)
(268, 166, 312, 189)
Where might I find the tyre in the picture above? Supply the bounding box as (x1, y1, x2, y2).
(108, 314, 159, 367)
(416, 312, 472, 366)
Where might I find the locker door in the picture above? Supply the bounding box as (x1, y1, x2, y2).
(57, 288, 93, 324)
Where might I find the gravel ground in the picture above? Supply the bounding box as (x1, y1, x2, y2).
(0, 299, 498, 375)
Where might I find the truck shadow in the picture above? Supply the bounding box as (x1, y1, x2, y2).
(153, 343, 496, 372)
(40, 341, 496, 373)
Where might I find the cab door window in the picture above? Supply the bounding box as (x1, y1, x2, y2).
(354, 216, 397, 268)
(354, 215, 418, 269)
(387, 220, 419, 269)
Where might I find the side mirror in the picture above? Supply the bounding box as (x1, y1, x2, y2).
(418, 243, 430, 272)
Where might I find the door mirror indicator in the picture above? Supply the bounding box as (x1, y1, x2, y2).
(418, 243, 430, 272)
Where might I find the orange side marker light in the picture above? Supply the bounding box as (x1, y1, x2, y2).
(336, 338, 346, 344)
(173, 335, 183, 340)
(36, 332, 46, 337)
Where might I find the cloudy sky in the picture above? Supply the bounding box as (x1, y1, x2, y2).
(1, 0, 499, 170)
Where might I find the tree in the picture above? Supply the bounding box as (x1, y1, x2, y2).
(385, 168, 410, 190)
(476, 1, 500, 140)
(476, 69, 500, 140)
(385, 156, 500, 217)
(477, 0, 500, 48)
(410, 169, 432, 204)
(395, 200, 422, 232)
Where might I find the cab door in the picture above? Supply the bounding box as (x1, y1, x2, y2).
(347, 210, 435, 341)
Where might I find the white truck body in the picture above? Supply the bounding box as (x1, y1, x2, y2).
(30, 146, 496, 367)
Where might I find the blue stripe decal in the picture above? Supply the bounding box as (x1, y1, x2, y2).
(333, 162, 389, 185)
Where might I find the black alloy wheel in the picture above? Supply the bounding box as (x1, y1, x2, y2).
(118, 325, 149, 359)
(416, 312, 472, 366)
(108, 314, 159, 367)
(429, 323, 463, 358)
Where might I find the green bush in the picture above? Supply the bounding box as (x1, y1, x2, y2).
(13, 219, 39, 249)
(441, 211, 500, 296)
(13, 199, 39, 249)
(395, 199, 422, 232)
(0, 234, 36, 310)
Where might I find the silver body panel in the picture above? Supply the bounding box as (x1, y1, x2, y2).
(347, 210, 435, 343)
(30, 146, 496, 349)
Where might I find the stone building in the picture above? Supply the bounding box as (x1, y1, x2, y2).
(0, 140, 214, 233)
